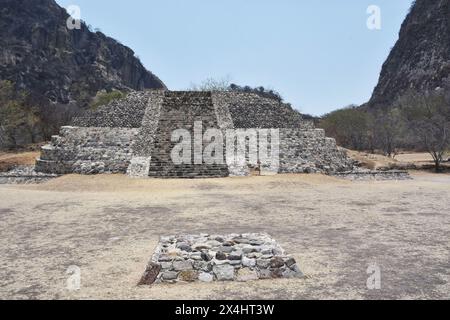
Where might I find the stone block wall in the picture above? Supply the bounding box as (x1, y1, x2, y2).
(139, 233, 304, 285)
(72, 91, 155, 128)
(212, 92, 314, 129)
(35, 126, 138, 174)
(279, 129, 354, 174)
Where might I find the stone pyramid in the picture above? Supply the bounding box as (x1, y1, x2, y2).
(35, 91, 353, 178)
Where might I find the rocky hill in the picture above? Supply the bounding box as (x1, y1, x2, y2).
(0, 0, 166, 149)
(369, 0, 450, 107)
(0, 0, 166, 105)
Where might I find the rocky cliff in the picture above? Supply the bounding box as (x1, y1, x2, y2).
(0, 0, 166, 106)
(369, 0, 450, 107)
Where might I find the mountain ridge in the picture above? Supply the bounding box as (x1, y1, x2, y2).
(368, 0, 450, 107)
(0, 0, 166, 106)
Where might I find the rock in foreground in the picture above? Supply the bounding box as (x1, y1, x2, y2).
(140, 233, 304, 285)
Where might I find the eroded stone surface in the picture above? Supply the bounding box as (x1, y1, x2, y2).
(140, 233, 304, 284)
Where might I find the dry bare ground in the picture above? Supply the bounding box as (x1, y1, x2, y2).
(346, 149, 450, 171)
(0, 151, 40, 172)
(0, 173, 449, 300)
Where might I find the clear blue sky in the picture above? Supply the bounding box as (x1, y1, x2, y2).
(56, 0, 413, 116)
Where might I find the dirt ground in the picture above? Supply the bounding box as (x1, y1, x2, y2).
(0, 151, 40, 172)
(0, 172, 449, 300)
(346, 150, 450, 171)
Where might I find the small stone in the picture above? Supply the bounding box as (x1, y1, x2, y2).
(270, 257, 285, 268)
(261, 254, 274, 259)
(189, 253, 202, 260)
(160, 262, 172, 270)
(282, 268, 302, 279)
(173, 260, 193, 271)
(206, 240, 222, 247)
(229, 251, 243, 261)
(213, 265, 235, 281)
(176, 243, 192, 252)
(179, 270, 198, 282)
(158, 255, 172, 262)
(271, 268, 284, 278)
(242, 257, 256, 268)
(256, 259, 270, 269)
(214, 237, 225, 243)
(258, 269, 272, 279)
(261, 246, 273, 255)
(242, 246, 257, 254)
(249, 239, 265, 246)
(162, 271, 179, 281)
(213, 259, 230, 265)
(138, 263, 161, 285)
(222, 241, 234, 247)
(229, 260, 242, 265)
(232, 237, 250, 244)
(237, 268, 259, 282)
(219, 246, 234, 253)
(247, 252, 262, 259)
(290, 264, 304, 277)
(198, 272, 214, 283)
(201, 252, 212, 262)
(272, 248, 284, 255)
(216, 252, 227, 260)
(284, 257, 296, 268)
(194, 261, 213, 272)
(193, 243, 211, 251)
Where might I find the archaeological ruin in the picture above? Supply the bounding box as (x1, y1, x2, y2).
(139, 233, 304, 284)
(34, 90, 354, 178)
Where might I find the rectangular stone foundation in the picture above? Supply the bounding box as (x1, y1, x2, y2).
(138, 233, 303, 285)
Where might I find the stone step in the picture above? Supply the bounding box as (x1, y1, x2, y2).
(35, 159, 73, 174)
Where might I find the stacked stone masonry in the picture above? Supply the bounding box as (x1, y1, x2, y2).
(138, 233, 304, 285)
(0, 166, 59, 184)
(36, 90, 354, 177)
(35, 126, 138, 174)
(333, 170, 412, 181)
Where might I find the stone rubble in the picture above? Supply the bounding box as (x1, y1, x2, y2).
(333, 168, 412, 181)
(139, 233, 304, 285)
(0, 166, 59, 184)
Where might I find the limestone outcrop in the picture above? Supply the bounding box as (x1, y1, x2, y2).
(369, 0, 450, 107)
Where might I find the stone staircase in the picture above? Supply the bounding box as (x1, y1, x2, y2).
(148, 92, 230, 178)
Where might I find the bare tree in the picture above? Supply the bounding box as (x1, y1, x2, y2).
(398, 91, 450, 172)
(319, 105, 371, 151)
(189, 76, 232, 91)
(373, 109, 403, 158)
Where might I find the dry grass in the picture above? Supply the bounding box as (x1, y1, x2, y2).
(345, 149, 396, 170)
(0, 151, 40, 172)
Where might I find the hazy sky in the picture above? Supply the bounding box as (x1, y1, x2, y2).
(56, 0, 413, 115)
